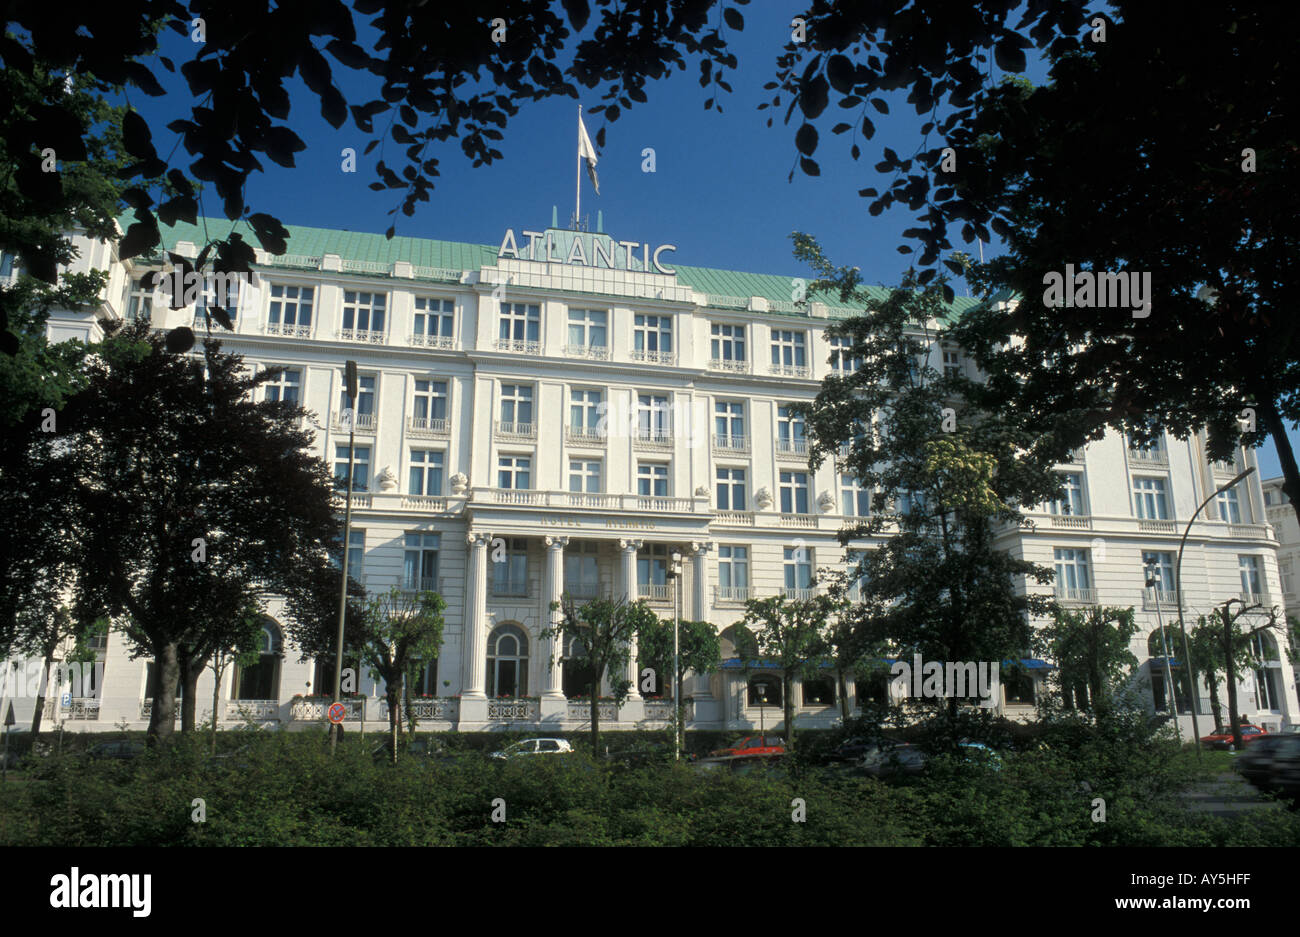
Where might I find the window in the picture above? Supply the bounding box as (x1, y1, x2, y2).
(829, 334, 861, 375)
(569, 459, 602, 493)
(499, 383, 534, 430)
(569, 389, 605, 437)
(776, 405, 807, 453)
(1127, 433, 1167, 461)
(262, 367, 301, 404)
(567, 309, 607, 350)
(716, 467, 747, 511)
(409, 450, 445, 496)
(1217, 487, 1242, 524)
(840, 474, 870, 517)
(771, 329, 808, 374)
(633, 313, 673, 360)
(717, 545, 749, 601)
(191, 274, 242, 322)
(497, 455, 531, 490)
(1239, 555, 1262, 597)
(1053, 548, 1092, 597)
(802, 677, 835, 707)
(637, 393, 671, 441)
(710, 323, 746, 363)
(1142, 551, 1175, 592)
(498, 302, 541, 348)
(345, 529, 365, 583)
(492, 540, 529, 596)
(341, 289, 387, 335)
(401, 532, 440, 592)
(410, 658, 439, 696)
(1050, 473, 1085, 516)
(486, 623, 529, 697)
(562, 634, 597, 698)
(564, 542, 601, 599)
(748, 675, 782, 707)
(339, 373, 376, 420)
(1132, 476, 1170, 520)
(896, 489, 928, 517)
(637, 544, 669, 594)
(779, 471, 809, 514)
(1003, 669, 1035, 705)
(942, 349, 962, 380)
(231, 623, 282, 700)
(413, 297, 454, 344)
(126, 276, 154, 321)
(267, 284, 314, 333)
(334, 444, 370, 491)
(637, 462, 669, 497)
(412, 379, 448, 425)
(784, 546, 813, 591)
(714, 401, 746, 448)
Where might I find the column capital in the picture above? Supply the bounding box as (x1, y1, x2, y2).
(689, 540, 714, 555)
(544, 535, 570, 550)
(467, 531, 493, 547)
(618, 538, 644, 554)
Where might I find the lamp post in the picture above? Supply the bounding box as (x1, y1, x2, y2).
(756, 683, 767, 736)
(331, 360, 358, 754)
(666, 550, 683, 761)
(1145, 560, 1179, 742)
(1176, 466, 1255, 759)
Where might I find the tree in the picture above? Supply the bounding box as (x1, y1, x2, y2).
(56, 320, 342, 743)
(798, 244, 1059, 718)
(546, 596, 657, 753)
(736, 593, 836, 750)
(206, 607, 263, 754)
(353, 587, 446, 761)
(637, 615, 722, 751)
(1185, 619, 1253, 734)
(1033, 606, 1139, 715)
(1204, 599, 1281, 750)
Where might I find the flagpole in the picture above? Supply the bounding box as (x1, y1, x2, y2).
(575, 105, 582, 230)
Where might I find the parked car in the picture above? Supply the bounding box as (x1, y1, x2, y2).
(857, 743, 928, 778)
(829, 737, 882, 763)
(709, 735, 786, 758)
(489, 738, 573, 760)
(1235, 733, 1300, 790)
(1199, 724, 1268, 751)
(690, 752, 786, 775)
(87, 740, 147, 761)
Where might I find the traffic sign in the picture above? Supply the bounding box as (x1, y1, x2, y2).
(61, 692, 71, 707)
(327, 702, 347, 724)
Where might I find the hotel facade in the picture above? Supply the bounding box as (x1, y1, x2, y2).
(3, 216, 1297, 738)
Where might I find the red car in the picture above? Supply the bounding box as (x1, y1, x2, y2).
(710, 735, 786, 757)
(1200, 724, 1268, 751)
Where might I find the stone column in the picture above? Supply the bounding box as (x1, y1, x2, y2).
(542, 536, 568, 704)
(688, 541, 717, 718)
(459, 532, 491, 728)
(618, 539, 644, 717)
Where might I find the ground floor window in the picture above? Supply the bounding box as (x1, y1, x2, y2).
(747, 674, 781, 707)
(488, 623, 529, 698)
(1003, 668, 1035, 705)
(562, 635, 598, 698)
(232, 622, 282, 700)
(802, 677, 835, 706)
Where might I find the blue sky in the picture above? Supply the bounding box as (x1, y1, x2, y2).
(124, 3, 1296, 479)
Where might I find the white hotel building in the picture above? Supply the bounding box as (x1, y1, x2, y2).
(4, 216, 1297, 738)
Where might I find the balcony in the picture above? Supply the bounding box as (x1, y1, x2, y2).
(337, 328, 387, 344)
(566, 699, 618, 721)
(639, 583, 673, 604)
(62, 698, 101, 721)
(1212, 459, 1242, 476)
(633, 430, 673, 451)
(488, 698, 540, 720)
(770, 363, 811, 378)
(264, 321, 313, 338)
(491, 579, 530, 597)
(712, 433, 749, 453)
(643, 698, 694, 723)
(562, 492, 613, 510)
(713, 510, 755, 526)
(472, 488, 701, 513)
(410, 333, 456, 349)
(1054, 586, 1098, 606)
(1049, 512, 1093, 530)
(486, 488, 543, 505)
(1142, 588, 1179, 610)
(494, 420, 536, 441)
(780, 587, 818, 602)
(1062, 447, 1086, 464)
(1239, 592, 1275, 608)
(494, 338, 542, 355)
(635, 495, 694, 512)
(563, 343, 610, 360)
(140, 699, 181, 721)
(630, 348, 677, 366)
(225, 700, 281, 721)
(1137, 518, 1177, 534)
(1127, 446, 1168, 466)
(776, 438, 809, 459)
(780, 513, 816, 528)
(407, 416, 449, 438)
(714, 585, 754, 604)
(290, 697, 364, 722)
(397, 698, 458, 721)
(331, 411, 377, 434)
(563, 582, 610, 600)
(400, 577, 445, 596)
(708, 357, 751, 374)
(566, 425, 608, 446)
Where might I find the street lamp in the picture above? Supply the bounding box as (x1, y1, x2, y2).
(756, 683, 767, 736)
(1176, 466, 1255, 759)
(1144, 559, 1180, 742)
(331, 359, 358, 754)
(666, 549, 684, 761)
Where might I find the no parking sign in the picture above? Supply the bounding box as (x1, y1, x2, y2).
(327, 702, 347, 724)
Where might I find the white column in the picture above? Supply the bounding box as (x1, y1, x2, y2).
(463, 532, 491, 698)
(619, 538, 643, 700)
(689, 541, 716, 707)
(543, 536, 568, 699)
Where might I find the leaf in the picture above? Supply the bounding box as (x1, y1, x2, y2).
(826, 55, 855, 94)
(861, 116, 875, 139)
(799, 156, 820, 176)
(799, 75, 829, 119)
(121, 110, 158, 162)
(795, 123, 819, 155)
(870, 98, 889, 114)
(994, 40, 1027, 73)
(165, 327, 195, 354)
(831, 122, 851, 134)
(942, 284, 955, 305)
(723, 7, 744, 29)
(118, 221, 159, 260)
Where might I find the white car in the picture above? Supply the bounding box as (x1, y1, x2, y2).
(489, 738, 574, 759)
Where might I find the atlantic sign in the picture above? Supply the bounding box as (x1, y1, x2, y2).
(498, 228, 677, 275)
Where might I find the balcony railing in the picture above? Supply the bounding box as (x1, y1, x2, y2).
(225, 700, 281, 721)
(494, 338, 542, 355)
(494, 420, 536, 440)
(487, 488, 542, 505)
(563, 582, 609, 600)
(491, 579, 530, 597)
(564, 492, 615, 509)
(780, 587, 818, 602)
(264, 321, 313, 338)
(770, 363, 811, 378)
(776, 437, 809, 457)
(1127, 447, 1168, 466)
(563, 343, 609, 360)
(337, 328, 387, 344)
(488, 699, 540, 720)
(407, 416, 449, 437)
(1212, 459, 1242, 475)
(630, 348, 677, 366)
(566, 425, 608, 445)
(642, 698, 693, 723)
(566, 700, 618, 721)
(1063, 447, 1086, 463)
(780, 513, 816, 528)
(1137, 518, 1177, 534)
(639, 583, 673, 603)
(714, 585, 754, 604)
(410, 333, 456, 349)
(636, 496, 694, 512)
(290, 697, 364, 722)
(472, 488, 701, 513)
(399, 698, 458, 721)
(331, 411, 377, 433)
(712, 434, 749, 453)
(1239, 591, 1275, 608)
(1055, 586, 1098, 605)
(1049, 513, 1093, 529)
(62, 698, 101, 720)
(633, 430, 674, 449)
(1142, 588, 1179, 610)
(140, 700, 181, 721)
(708, 357, 751, 374)
(713, 510, 755, 526)
(400, 577, 445, 596)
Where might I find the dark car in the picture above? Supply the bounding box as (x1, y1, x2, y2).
(829, 737, 885, 763)
(690, 751, 786, 775)
(1259, 735, 1300, 796)
(857, 743, 928, 778)
(1235, 733, 1300, 788)
(87, 740, 146, 761)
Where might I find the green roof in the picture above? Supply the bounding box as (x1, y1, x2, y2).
(127, 215, 981, 323)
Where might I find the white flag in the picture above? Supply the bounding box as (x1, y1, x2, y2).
(578, 113, 600, 195)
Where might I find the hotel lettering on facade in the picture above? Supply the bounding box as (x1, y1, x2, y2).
(5, 218, 1298, 736)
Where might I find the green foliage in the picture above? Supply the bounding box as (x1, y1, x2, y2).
(1033, 606, 1139, 713)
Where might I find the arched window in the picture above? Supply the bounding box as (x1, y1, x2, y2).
(233, 621, 283, 701)
(562, 634, 598, 699)
(747, 674, 781, 707)
(487, 623, 529, 698)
